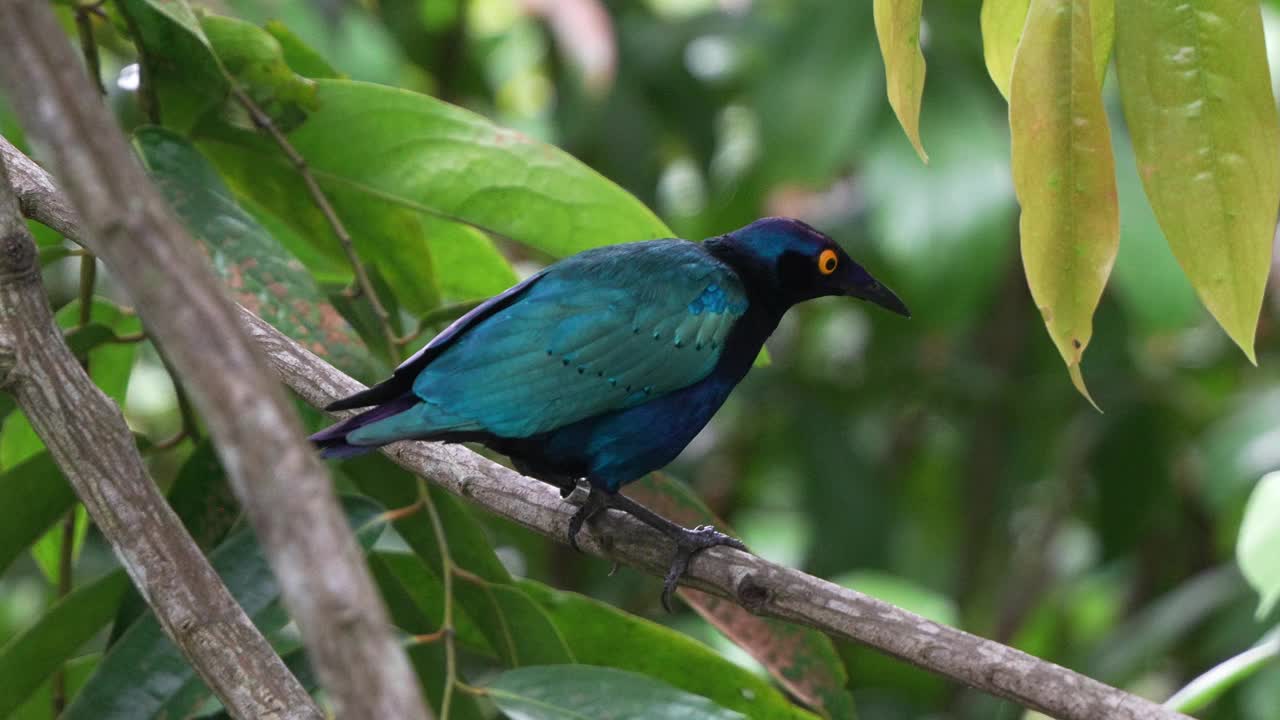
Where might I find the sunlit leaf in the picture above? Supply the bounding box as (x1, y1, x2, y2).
(519, 580, 816, 720)
(1115, 0, 1280, 362)
(484, 665, 747, 720)
(1010, 0, 1119, 403)
(198, 79, 672, 259)
(1238, 472, 1280, 618)
(0, 572, 128, 717)
(981, 0, 1030, 99)
(873, 0, 927, 162)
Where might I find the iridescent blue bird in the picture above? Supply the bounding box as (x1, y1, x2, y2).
(312, 217, 908, 607)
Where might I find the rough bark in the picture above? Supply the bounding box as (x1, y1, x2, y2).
(0, 2, 430, 718)
(0, 152, 320, 720)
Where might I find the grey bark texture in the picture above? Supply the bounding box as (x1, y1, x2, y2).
(0, 2, 431, 718)
(1, 27, 1191, 720)
(0, 153, 321, 720)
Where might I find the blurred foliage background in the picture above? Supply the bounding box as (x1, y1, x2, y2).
(4, 0, 1280, 718)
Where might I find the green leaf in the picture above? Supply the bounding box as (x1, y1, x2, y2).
(30, 507, 87, 584)
(980, 0, 1030, 99)
(134, 126, 381, 379)
(198, 79, 672, 260)
(1010, 0, 1119, 404)
(982, 0, 1111, 99)
(10, 654, 99, 720)
(1239, 472, 1280, 618)
(829, 571, 959, 627)
(350, 458, 573, 666)
(0, 453, 74, 574)
(627, 475, 854, 719)
(519, 580, 816, 720)
(63, 495, 386, 720)
(370, 551, 491, 656)
(873, 0, 928, 162)
(1115, 0, 1280, 362)
(484, 665, 747, 720)
(263, 20, 341, 80)
(200, 14, 319, 129)
(1165, 630, 1280, 714)
(118, 0, 224, 131)
(0, 571, 129, 717)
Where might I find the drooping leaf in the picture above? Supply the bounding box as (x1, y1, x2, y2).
(1010, 0, 1119, 403)
(1238, 472, 1280, 618)
(0, 453, 74, 574)
(197, 79, 672, 260)
(263, 20, 342, 80)
(134, 126, 381, 379)
(519, 580, 816, 720)
(872, 0, 927, 162)
(628, 474, 855, 719)
(982, 0, 1112, 99)
(484, 665, 747, 720)
(200, 13, 319, 130)
(1115, 0, 1280, 362)
(118, 0, 224, 130)
(980, 0, 1030, 99)
(0, 571, 128, 718)
(10, 655, 99, 720)
(63, 495, 386, 720)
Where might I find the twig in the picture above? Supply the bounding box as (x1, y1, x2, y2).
(420, 480, 460, 720)
(0, 143, 321, 720)
(72, 2, 105, 96)
(397, 299, 487, 347)
(0, 5, 432, 719)
(226, 83, 400, 360)
(4, 41, 1190, 720)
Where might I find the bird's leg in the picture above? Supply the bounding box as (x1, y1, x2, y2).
(564, 486, 747, 612)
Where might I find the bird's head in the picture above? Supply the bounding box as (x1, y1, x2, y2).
(710, 217, 910, 317)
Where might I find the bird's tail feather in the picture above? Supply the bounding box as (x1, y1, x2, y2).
(310, 394, 420, 459)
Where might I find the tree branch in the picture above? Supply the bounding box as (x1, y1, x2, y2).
(0, 3, 430, 718)
(3, 52, 1190, 720)
(0, 150, 320, 720)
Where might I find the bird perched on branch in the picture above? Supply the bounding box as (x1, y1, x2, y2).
(312, 217, 909, 608)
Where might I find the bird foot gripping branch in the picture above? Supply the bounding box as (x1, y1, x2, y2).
(311, 217, 909, 607)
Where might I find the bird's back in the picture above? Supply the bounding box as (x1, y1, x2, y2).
(336, 239, 750, 448)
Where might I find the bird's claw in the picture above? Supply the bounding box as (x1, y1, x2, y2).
(566, 485, 610, 552)
(660, 525, 747, 612)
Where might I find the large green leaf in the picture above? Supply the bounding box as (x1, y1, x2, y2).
(0, 572, 128, 717)
(872, 0, 927, 162)
(134, 126, 381, 378)
(350, 457, 573, 667)
(63, 496, 386, 720)
(519, 580, 815, 720)
(0, 453, 73, 574)
(1115, 0, 1280, 362)
(484, 665, 746, 720)
(198, 79, 672, 259)
(627, 475, 854, 719)
(982, 0, 1113, 99)
(1238, 472, 1280, 618)
(1010, 0, 1118, 403)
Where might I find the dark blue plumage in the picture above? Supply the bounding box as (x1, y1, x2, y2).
(313, 217, 908, 607)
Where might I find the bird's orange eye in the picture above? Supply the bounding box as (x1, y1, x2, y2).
(818, 249, 838, 275)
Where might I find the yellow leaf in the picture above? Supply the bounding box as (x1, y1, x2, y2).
(873, 0, 928, 163)
(1011, 0, 1119, 403)
(1115, 0, 1280, 363)
(982, 0, 1112, 100)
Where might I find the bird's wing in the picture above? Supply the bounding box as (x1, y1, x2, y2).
(410, 240, 748, 438)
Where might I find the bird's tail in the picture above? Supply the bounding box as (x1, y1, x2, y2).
(309, 394, 420, 459)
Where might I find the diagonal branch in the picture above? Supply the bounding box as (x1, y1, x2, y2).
(0, 2, 430, 718)
(0, 150, 320, 720)
(5, 64, 1190, 720)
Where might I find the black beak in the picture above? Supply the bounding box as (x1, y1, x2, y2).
(848, 279, 911, 318)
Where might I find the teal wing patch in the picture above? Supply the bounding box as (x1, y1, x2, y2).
(406, 240, 747, 438)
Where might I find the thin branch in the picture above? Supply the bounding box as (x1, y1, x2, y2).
(226, 83, 400, 360)
(5, 41, 1191, 720)
(0, 145, 321, 720)
(233, 306, 1190, 720)
(0, 4, 431, 719)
